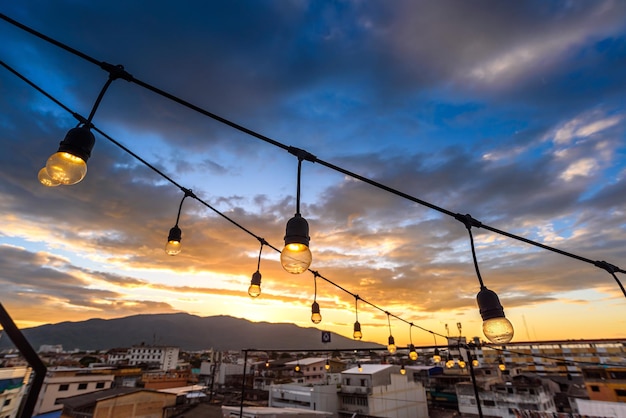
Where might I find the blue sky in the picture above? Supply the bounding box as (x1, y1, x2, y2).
(0, 1, 624, 346)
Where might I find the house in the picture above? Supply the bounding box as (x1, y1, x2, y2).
(34, 368, 115, 416)
(57, 387, 177, 417)
(269, 383, 339, 417)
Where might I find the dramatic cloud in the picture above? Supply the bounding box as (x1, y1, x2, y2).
(0, 1, 624, 345)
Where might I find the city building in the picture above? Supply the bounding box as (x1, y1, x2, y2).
(284, 358, 344, 385)
(456, 373, 560, 417)
(222, 405, 333, 417)
(127, 344, 180, 371)
(34, 368, 115, 416)
(0, 366, 31, 418)
(57, 387, 177, 417)
(269, 383, 339, 417)
(338, 364, 428, 418)
(581, 366, 626, 402)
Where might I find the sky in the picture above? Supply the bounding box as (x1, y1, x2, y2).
(0, 0, 625, 349)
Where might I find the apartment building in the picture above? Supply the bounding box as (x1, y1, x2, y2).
(269, 383, 339, 417)
(581, 366, 626, 403)
(34, 368, 115, 415)
(0, 367, 31, 418)
(338, 364, 428, 418)
(106, 344, 179, 372)
(456, 373, 560, 417)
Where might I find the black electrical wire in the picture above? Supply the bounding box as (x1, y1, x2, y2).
(1, 13, 624, 292)
(0, 59, 446, 341)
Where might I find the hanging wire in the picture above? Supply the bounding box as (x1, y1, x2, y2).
(1, 32, 624, 351)
(1, 14, 623, 291)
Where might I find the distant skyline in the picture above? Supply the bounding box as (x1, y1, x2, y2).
(0, 1, 625, 347)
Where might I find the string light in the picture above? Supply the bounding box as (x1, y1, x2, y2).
(457, 214, 514, 344)
(324, 359, 330, 371)
(38, 66, 126, 186)
(2, 18, 624, 361)
(472, 355, 479, 367)
(432, 334, 441, 363)
(498, 357, 506, 371)
(165, 189, 194, 256)
(248, 239, 266, 298)
(408, 323, 418, 361)
(386, 312, 396, 354)
(357, 362, 363, 372)
(353, 295, 362, 340)
(310, 272, 322, 324)
(281, 155, 312, 274)
(400, 364, 406, 375)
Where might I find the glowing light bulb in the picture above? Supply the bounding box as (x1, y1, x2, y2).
(353, 321, 362, 340)
(409, 344, 418, 361)
(311, 301, 322, 324)
(325, 360, 330, 371)
(165, 226, 182, 255)
(281, 214, 312, 274)
(248, 271, 262, 298)
(387, 336, 397, 354)
(433, 348, 441, 363)
(458, 359, 466, 368)
(45, 152, 87, 185)
(400, 365, 406, 375)
(38, 167, 61, 187)
(483, 317, 514, 344)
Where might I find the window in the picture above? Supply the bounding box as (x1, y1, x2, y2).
(360, 379, 366, 387)
(615, 389, 626, 397)
(3, 399, 10, 406)
(96, 382, 105, 389)
(483, 400, 496, 406)
(590, 385, 600, 392)
(59, 384, 69, 391)
(345, 378, 351, 386)
(78, 383, 88, 390)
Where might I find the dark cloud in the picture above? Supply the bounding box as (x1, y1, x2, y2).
(0, 1, 624, 338)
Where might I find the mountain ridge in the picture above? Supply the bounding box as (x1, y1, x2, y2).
(0, 312, 383, 352)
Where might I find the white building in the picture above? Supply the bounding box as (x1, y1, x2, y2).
(222, 406, 332, 417)
(120, 344, 179, 371)
(269, 383, 339, 417)
(34, 367, 115, 415)
(0, 367, 31, 418)
(456, 373, 560, 418)
(339, 364, 428, 418)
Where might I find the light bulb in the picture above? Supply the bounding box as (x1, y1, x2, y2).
(281, 243, 312, 274)
(281, 214, 312, 274)
(353, 321, 362, 340)
(311, 301, 322, 324)
(483, 317, 514, 344)
(358, 363, 363, 372)
(165, 226, 182, 255)
(400, 365, 406, 375)
(477, 286, 514, 344)
(499, 361, 506, 371)
(248, 271, 262, 298)
(45, 152, 87, 185)
(472, 358, 479, 367)
(43, 126, 95, 186)
(458, 359, 466, 368)
(38, 167, 61, 187)
(446, 359, 454, 368)
(295, 364, 300, 372)
(409, 344, 418, 361)
(325, 360, 330, 371)
(387, 336, 397, 354)
(433, 348, 441, 363)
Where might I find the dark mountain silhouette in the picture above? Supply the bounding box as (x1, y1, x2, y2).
(0, 313, 383, 352)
